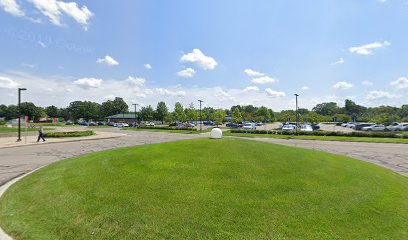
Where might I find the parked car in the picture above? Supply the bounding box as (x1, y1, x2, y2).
(226, 122, 239, 128)
(243, 122, 256, 130)
(391, 123, 408, 131)
(203, 121, 215, 126)
(354, 123, 375, 131)
(362, 124, 385, 131)
(300, 124, 313, 132)
(341, 122, 352, 127)
(256, 122, 262, 126)
(282, 124, 295, 131)
(386, 123, 399, 131)
(65, 121, 73, 125)
(88, 122, 97, 126)
(147, 122, 155, 127)
(312, 124, 320, 130)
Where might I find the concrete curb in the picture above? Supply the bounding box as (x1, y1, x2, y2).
(0, 167, 44, 240)
(0, 134, 126, 150)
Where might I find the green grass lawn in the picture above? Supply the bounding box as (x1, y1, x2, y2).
(224, 131, 408, 143)
(1, 138, 408, 239)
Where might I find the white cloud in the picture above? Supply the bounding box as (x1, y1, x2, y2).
(73, 78, 102, 89)
(144, 64, 152, 69)
(390, 77, 408, 89)
(244, 69, 265, 78)
(265, 88, 286, 98)
(156, 88, 186, 97)
(331, 58, 344, 65)
(349, 41, 390, 55)
(0, 76, 19, 89)
(361, 80, 373, 86)
(242, 86, 259, 93)
(126, 76, 145, 86)
(333, 81, 353, 90)
(97, 55, 119, 66)
(21, 63, 35, 68)
(180, 49, 217, 70)
(28, 0, 93, 29)
(251, 76, 277, 84)
(177, 68, 196, 78)
(366, 91, 397, 100)
(301, 86, 309, 90)
(104, 94, 115, 100)
(0, 0, 24, 16)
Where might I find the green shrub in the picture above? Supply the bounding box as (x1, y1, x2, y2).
(44, 131, 94, 138)
(136, 126, 197, 131)
(0, 121, 6, 126)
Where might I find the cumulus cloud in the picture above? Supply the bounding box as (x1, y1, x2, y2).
(180, 49, 217, 70)
(0, 0, 24, 16)
(361, 80, 373, 86)
(74, 78, 102, 89)
(244, 69, 265, 78)
(156, 88, 186, 97)
(333, 81, 353, 90)
(177, 68, 196, 78)
(28, 0, 93, 29)
(349, 41, 390, 55)
(301, 86, 309, 90)
(242, 86, 259, 93)
(251, 76, 277, 84)
(390, 77, 408, 89)
(0, 76, 19, 89)
(97, 55, 119, 66)
(366, 91, 396, 100)
(144, 64, 152, 69)
(126, 76, 145, 86)
(265, 88, 286, 98)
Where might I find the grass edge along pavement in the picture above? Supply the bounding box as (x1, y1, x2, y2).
(1, 138, 408, 239)
(224, 130, 408, 144)
(122, 127, 212, 134)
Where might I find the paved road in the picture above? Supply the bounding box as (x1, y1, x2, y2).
(0, 129, 205, 186)
(243, 137, 408, 176)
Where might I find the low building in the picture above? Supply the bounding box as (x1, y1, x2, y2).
(105, 114, 137, 123)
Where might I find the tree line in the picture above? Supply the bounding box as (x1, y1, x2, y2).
(1, 97, 407, 125)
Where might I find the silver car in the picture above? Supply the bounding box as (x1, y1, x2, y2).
(361, 124, 385, 131)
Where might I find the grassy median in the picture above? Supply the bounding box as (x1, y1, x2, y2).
(1, 138, 407, 239)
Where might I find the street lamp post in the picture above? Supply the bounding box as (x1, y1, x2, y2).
(198, 100, 203, 132)
(294, 94, 299, 135)
(17, 88, 27, 142)
(132, 103, 138, 127)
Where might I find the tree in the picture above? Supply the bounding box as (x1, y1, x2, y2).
(18, 102, 41, 120)
(45, 105, 59, 118)
(186, 103, 197, 121)
(101, 97, 129, 117)
(155, 101, 168, 124)
(256, 106, 271, 122)
(312, 102, 339, 116)
(67, 101, 101, 121)
(140, 105, 155, 121)
(214, 109, 226, 125)
(344, 99, 366, 117)
(202, 107, 215, 121)
(231, 107, 243, 123)
(173, 102, 186, 122)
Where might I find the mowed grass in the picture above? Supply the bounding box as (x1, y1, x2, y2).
(1, 138, 408, 239)
(224, 131, 408, 144)
(122, 127, 211, 134)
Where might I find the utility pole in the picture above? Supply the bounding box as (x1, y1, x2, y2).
(132, 103, 138, 127)
(17, 88, 27, 142)
(294, 94, 299, 135)
(198, 100, 203, 132)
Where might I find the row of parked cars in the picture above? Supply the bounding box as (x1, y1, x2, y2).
(340, 122, 408, 131)
(226, 121, 264, 129)
(281, 123, 318, 132)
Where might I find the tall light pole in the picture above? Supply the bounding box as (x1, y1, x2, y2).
(198, 100, 203, 132)
(132, 103, 138, 127)
(294, 94, 299, 135)
(17, 88, 27, 142)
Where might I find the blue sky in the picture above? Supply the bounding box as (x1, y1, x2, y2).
(0, 0, 407, 110)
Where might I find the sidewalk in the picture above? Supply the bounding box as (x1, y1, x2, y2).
(0, 131, 126, 149)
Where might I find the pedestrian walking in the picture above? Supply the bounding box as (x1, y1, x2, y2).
(37, 126, 46, 142)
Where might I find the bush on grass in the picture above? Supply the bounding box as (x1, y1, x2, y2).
(44, 131, 94, 138)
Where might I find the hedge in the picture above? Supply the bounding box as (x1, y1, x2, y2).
(136, 126, 197, 131)
(229, 129, 408, 139)
(44, 131, 94, 138)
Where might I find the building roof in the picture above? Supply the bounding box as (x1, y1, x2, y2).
(105, 114, 137, 119)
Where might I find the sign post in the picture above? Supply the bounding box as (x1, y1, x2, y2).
(24, 116, 28, 144)
(332, 117, 337, 132)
